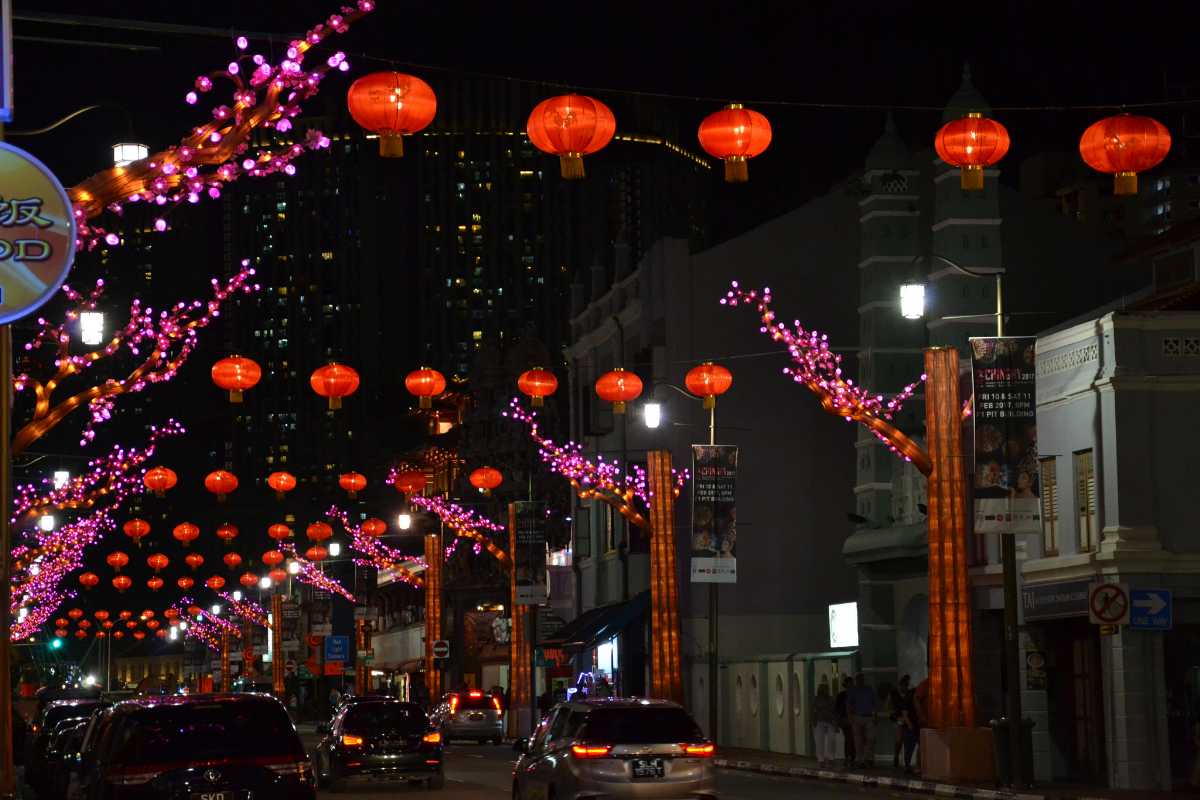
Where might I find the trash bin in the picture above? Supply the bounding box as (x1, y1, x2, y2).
(989, 717, 1036, 787)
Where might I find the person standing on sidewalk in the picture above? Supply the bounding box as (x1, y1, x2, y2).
(834, 675, 855, 768)
(848, 673, 877, 768)
(811, 680, 838, 768)
(898, 678, 921, 775)
(888, 675, 911, 768)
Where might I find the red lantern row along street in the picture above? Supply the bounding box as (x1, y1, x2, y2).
(592, 363, 734, 414)
(469, 466, 503, 495)
(212, 356, 361, 409)
(141, 466, 373, 504)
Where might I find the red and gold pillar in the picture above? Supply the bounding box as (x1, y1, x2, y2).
(507, 503, 531, 738)
(424, 530, 443, 701)
(355, 619, 369, 696)
(220, 630, 232, 693)
(271, 594, 285, 698)
(242, 620, 255, 680)
(646, 450, 684, 705)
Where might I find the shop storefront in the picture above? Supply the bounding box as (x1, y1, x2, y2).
(541, 591, 649, 700)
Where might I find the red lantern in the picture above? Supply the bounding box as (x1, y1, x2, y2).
(177, 576, 195, 591)
(216, 523, 239, 546)
(1079, 113, 1171, 196)
(934, 112, 1011, 191)
(526, 94, 616, 180)
(118, 611, 133, 620)
(206, 575, 226, 591)
(684, 362, 734, 409)
(268, 567, 288, 584)
(362, 518, 387, 537)
(223, 552, 243, 570)
(310, 362, 360, 409)
(262, 550, 285, 567)
(306, 522, 332, 543)
(145, 619, 160, 630)
(393, 470, 427, 495)
(102, 620, 114, 629)
(112, 631, 124, 640)
(239, 572, 259, 589)
(143, 466, 177, 498)
(125, 621, 138, 630)
(204, 470, 239, 502)
(595, 368, 643, 414)
(173, 522, 200, 547)
(54, 629, 67, 638)
(54, 618, 68, 628)
(305, 545, 328, 562)
(68, 608, 84, 620)
(267, 471, 297, 500)
(155, 629, 167, 639)
(185, 553, 205, 571)
(96, 631, 107, 639)
(469, 466, 503, 495)
(338, 472, 367, 499)
(77, 619, 91, 629)
(112, 575, 132, 593)
(78, 572, 99, 590)
(346, 71, 437, 157)
(405, 367, 446, 410)
(94, 610, 109, 621)
(132, 631, 146, 641)
(186, 605, 201, 618)
(146, 553, 169, 573)
(268, 523, 293, 542)
(147, 577, 164, 592)
(517, 368, 558, 407)
(211, 356, 262, 403)
(106, 551, 129, 572)
(75, 629, 88, 639)
(697, 104, 773, 183)
(141, 610, 155, 620)
(122, 518, 151, 547)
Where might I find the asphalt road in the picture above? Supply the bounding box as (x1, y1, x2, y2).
(306, 739, 910, 799)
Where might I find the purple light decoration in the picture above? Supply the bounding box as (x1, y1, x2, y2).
(280, 544, 355, 602)
(236, 35, 249, 50)
(217, 591, 270, 628)
(185, 91, 198, 105)
(326, 507, 425, 586)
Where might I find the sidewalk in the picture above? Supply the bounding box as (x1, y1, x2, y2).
(712, 747, 1178, 800)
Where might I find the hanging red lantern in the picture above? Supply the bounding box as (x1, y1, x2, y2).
(101, 620, 114, 629)
(223, 552, 243, 570)
(469, 466, 503, 495)
(122, 518, 151, 547)
(346, 71, 437, 158)
(112, 631, 125, 640)
(239, 572, 259, 588)
(173, 522, 200, 547)
(310, 362, 360, 409)
(177, 576, 195, 591)
(143, 466, 177, 497)
(517, 368, 558, 407)
(155, 629, 167, 639)
(94, 610, 109, 621)
(68, 608, 84, 620)
(216, 523, 239, 546)
(362, 518, 387, 537)
(118, 610, 133, 620)
(211, 356, 262, 403)
(185, 553, 205, 571)
(206, 575, 226, 591)
(77, 619, 91, 629)
(146, 553, 169, 573)
(393, 469, 427, 495)
(268, 523, 293, 542)
(132, 631, 146, 640)
(75, 629, 87, 640)
(595, 368, 643, 414)
(141, 610, 155, 620)
(204, 470, 239, 502)
(164, 607, 180, 620)
(96, 631, 107, 639)
(106, 551, 129, 572)
(112, 575, 132, 593)
(262, 550, 285, 567)
(306, 522, 333, 542)
(125, 621, 138, 631)
(54, 629, 68, 638)
(684, 362, 734, 409)
(697, 104, 773, 183)
(405, 367, 446, 410)
(526, 94, 616, 180)
(934, 112, 1011, 191)
(54, 618, 69, 628)
(145, 619, 160, 630)
(146, 576, 164, 592)
(338, 472, 367, 499)
(268, 567, 288, 584)
(186, 605, 202, 618)
(78, 572, 100, 590)
(1079, 113, 1171, 196)
(305, 545, 328, 562)
(267, 471, 297, 500)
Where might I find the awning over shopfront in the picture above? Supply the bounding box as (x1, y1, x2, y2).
(540, 591, 648, 651)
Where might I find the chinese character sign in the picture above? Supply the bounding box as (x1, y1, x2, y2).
(514, 501, 547, 605)
(0, 142, 77, 323)
(690, 444, 738, 583)
(970, 336, 1040, 534)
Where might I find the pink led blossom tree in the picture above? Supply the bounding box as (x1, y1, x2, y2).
(280, 543, 355, 602)
(408, 495, 509, 564)
(326, 506, 426, 586)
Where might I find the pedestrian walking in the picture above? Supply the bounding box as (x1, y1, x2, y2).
(849, 673, 877, 768)
(811, 679, 839, 768)
(834, 675, 856, 768)
(889, 675, 911, 768)
(898, 678, 921, 775)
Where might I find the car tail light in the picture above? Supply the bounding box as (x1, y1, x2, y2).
(342, 734, 364, 747)
(684, 743, 715, 757)
(449, 695, 459, 715)
(422, 731, 442, 744)
(491, 696, 502, 711)
(571, 744, 613, 759)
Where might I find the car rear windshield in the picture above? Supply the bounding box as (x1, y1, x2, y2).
(44, 703, 97, 729)
(454, 693, 498, 710)
(343, 703, 426, 734)
(111, 701, 301, 765)
(578, 708, 703, 744)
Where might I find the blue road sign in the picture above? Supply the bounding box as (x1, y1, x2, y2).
(324, 635, 350, 662)
(1129, 589, 1172, 631)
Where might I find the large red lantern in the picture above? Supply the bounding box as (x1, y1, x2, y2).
(79, 572, 100, 590)
(697, 104, 773, 183)
(54, 629, 67, 638)
(101, 620, 114, 630)
(268, 523, 293, 542)
(106, 551, 129, 572)
(405, 367, 446, 409)
(526, 94, 616, 180)
(132, 631, 146, 641)
(77, 619, 92, 630)
(143, 466, 177, 498)
(262, 549, 285, 567)
(216, 523, 239, 546)
(94, 610, 109, 621)
(310, 363, 360, 410)
(68, 608, 84, 620)
(517, 368, 557, 408)
(204, 470, 239, 502)
(173, 522, 200, 547)
(305, 545, 329, 562)
(269, 567, 288, 584)
(346, 71, 437, 157)
(54, 618, 68, 628)
(125, 620, 138, 629)
(338, 472, 367, 500)
(145, 619, 160, 630)
(934, 112, 1011, 191)
(239, 572, 258, 588)
(223, 552, 243, 570)
(393, 469, 427, 495)
(595, 368, 643, 415)
(684, 362, 734, 409)
(185, 553, 205, 571)
(146, 553, 169, 573)
(1079, 113, 1171, 196)
(118, 610, 133, 620)
(147, 577, 164, 592)
(112, 631, 125, 640)
(122, 518, 151, 547)
(155, 629, 167, 639)
(469, 466, 503, 496)
(362, 518, 387, 537)
(177, 576, 195, 591)
(75, 629, 88, 640)
(306, 522, 333, 542)
(112, 575, 132, 593)
(206, 575, 226, 590)
(211, 356, 262, 403)
(267, 471, 297, 500)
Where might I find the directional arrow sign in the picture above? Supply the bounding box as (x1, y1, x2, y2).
(1130, 588, 1172, 631)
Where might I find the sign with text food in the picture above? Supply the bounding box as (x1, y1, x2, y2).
(0, 142, 77, 323)
(514, 501, 547, 605)
(690, 444, 738, 583)
(970, 337, 1040, 534)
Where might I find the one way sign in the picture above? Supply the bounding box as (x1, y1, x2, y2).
(1130, 589, 1173, 632)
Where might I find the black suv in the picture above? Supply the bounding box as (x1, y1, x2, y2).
(315, 699, 444, 791)
(75, 693, 315, 800)
(26, 699, 103, 795)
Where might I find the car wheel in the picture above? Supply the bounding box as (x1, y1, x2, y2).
(427, 771, 445, 790)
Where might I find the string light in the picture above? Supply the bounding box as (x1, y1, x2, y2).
(327, 507, 425, 586)
(407, 495, 508, 564)
(217, 591, 270, 628)
(279, 544, 355, 601)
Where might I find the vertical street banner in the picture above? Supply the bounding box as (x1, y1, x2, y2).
(514, 501, 547, 604)
(969, 336, 1040, 534)
(690, 444, 738, 583)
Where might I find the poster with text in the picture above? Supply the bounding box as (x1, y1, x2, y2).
(514, 501, 547, 604)
(970, 336, 1041, 534)
(690, 444, 738, 583)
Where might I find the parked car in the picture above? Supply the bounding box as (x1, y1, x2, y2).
(25, 699, 103, 794)
(314, 699, 444, 792)
(41, 717, 91, 798)
(430, 689, 504, 744)
(512, 698, 716, 800)
(74, 693, 315, 800)
(331, 693, 393, 718)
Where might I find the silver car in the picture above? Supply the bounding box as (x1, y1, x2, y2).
(512, 698, 716, 800)
(430, 690, 505, 744)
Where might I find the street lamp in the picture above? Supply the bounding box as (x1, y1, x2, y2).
(328, 541, 341, 557)
(397, 512, 412, 531)
(112, 142, 149, 167)
(79, 311, 105, 346)
(899, 283, 926, 320)
(210, 604, 221, 616)
(52, 470, 70, 489)
(287, 560, 300, 576)
(38, 515, 55, 532)
(232, 590, 243, 602)
(259, 576, 272, 590)
(642, 401, 662, 429)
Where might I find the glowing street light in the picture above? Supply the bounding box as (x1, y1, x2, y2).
(642, 401, 662, 429)
(38, 515, 55, 532)
(79, 311, 105, 346)
(53, 470, 70, 489)
(232, 590, 243, 602)
(899, 283, 926, 320)
(397, 512, 412, 531)
(328, 542, 341, 557)
(259, 576, 272, 590)
(112, 142, 149, 167)
(210, 604, 221, 616)
(286, 560, 300, 575)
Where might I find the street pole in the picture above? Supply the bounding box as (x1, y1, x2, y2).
(0, 324, 14, 800)
(706, 404, 719, 742)
(271, 594, 284, 698)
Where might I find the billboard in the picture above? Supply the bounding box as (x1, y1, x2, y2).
(514, 501, 547, 604)
(690, 444, 738, 583)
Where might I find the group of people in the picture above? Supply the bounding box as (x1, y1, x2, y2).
(811, 672, 925, 774)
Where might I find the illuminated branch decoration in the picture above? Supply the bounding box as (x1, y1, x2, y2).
(721, 283, 932, 476)
(171, 598, 239, 651)
(217, 591, 271, 628)
(69, 0, 377, 250)
(13, 265, 259, 454)
(408, 495, 508, 564)
(280, 544, 355, 602)
(327, 506, 425, 587)
(504, 398, 688, 530)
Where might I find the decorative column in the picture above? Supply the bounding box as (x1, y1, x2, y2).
(507, 503, 532, 738)
(242, 620, 255, 680)
(271, 594, 285, 698)
(355, 619, 368, 696)
(220, 631, 232, 693)
(646, 450, 684, 705)
(424, 530, 443, 701)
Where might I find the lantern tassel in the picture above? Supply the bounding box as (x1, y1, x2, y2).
(348, 491, 358, 500)
(532, 396, 544, 408)
(559, 153, 585, 180)
(380, 134, 404, 158)
(702, 395, 716, 410)
(1114, 171, 1138, 196)
(419, 396, 432, 409)
(724, 158, 749, 183)
(329, 397, 342, 410)
(613, 400, 627, 415)
(960, 165, 984, 191)
(229, 390, 243, 403)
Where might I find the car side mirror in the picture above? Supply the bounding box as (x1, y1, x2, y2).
(316, 723, 330, 734)
(513, 738, 529, 755)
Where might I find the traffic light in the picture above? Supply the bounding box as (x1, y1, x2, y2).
(50, 638, 63, 650)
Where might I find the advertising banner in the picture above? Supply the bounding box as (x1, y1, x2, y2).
(514, 501, 547, 604)
(969, 336, 1040, 534)
(690, 444, 738, 583)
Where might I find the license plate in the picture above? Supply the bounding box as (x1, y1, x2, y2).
(192, 793, 231, 800)
(631, 758, 665, 779)
(469, 712, 485, 721)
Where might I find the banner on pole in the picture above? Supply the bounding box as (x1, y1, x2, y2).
(514, 501, 547, 604)
(690, 444, 738, 583)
